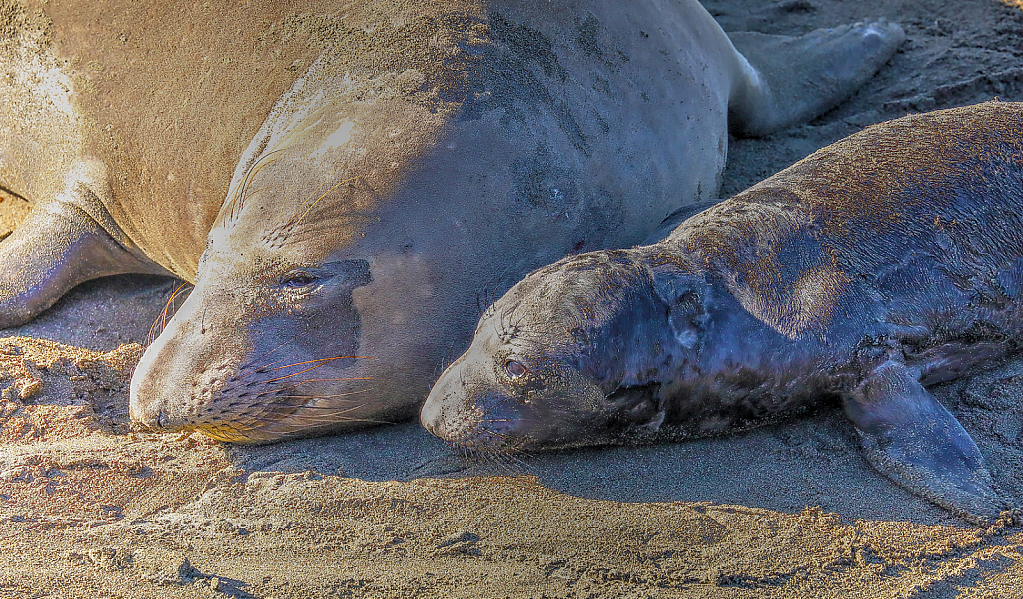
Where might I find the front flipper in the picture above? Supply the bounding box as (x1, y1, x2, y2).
(843, 360, 1002, 522)
(0, 185, 164, 329)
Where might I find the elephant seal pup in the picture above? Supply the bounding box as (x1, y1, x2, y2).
(423, 102, 1023, 520)
(0, 0, 903, 442)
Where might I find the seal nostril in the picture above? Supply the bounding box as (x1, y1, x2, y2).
(156, 410, 168, 429)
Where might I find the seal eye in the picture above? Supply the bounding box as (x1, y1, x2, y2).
(282, 272, 319, 288)
(505, 359, 527, 379)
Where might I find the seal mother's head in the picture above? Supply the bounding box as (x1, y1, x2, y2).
(128, 130, 382, 442)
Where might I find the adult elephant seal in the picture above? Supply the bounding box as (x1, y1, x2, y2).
(423, 102, 1023, 521)
(0, 0, 903, 442)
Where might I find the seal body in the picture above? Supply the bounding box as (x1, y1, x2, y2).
(0, 0, 903, 441)
(423, 102, 1023, 520)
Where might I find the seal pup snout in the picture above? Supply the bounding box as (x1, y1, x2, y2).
(422, 353, 543, 450)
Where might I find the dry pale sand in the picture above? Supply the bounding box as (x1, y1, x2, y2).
(5, 0, 1023, 597)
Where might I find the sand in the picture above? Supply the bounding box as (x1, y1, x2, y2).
(4, 0, 1023, 597)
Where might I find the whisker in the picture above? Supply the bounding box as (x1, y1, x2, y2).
(250, 380, 375, 400)
(238, 183, 272, 200)
(235, 353, 374, 384)
(248, 401, 373, 412)
(237, 410, 394, 427)
(227, 149, 285, 221)
(237, 335, 302, 371)
(286, 175, 362, 228)
(148, 282, 193, 345)
(491, 450, 532, 474)
(205, 414, 393, 438)
(232, 354, 299, 382)
(487, 454, 522, 476)
(268, 390, 373, 399)
(261, 360, 337, 384)
(242, 400, 366, 420)
(280, 173, 335, 224)
(284, 377, 374, 384)
(262, 355, 374, 373)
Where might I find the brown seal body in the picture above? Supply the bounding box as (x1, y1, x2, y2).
(0, 0, 903, 441)
(423, 102, 1023, 520)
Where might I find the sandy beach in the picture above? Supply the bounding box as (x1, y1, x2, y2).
(4, 0, 1023, 597)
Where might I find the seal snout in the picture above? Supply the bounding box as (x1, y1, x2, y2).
(419, 388, 447, 438)
(128, 405, 172, 432)
(128, 378, 190, 433)
(422, 361, 519, 448)
(127, 377, 186, 433)
(420, 376, 485, 445)
(128, 286, 235, 435)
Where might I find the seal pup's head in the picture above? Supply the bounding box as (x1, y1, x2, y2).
(422, 248, 705, 452)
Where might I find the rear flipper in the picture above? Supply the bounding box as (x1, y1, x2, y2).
(0, 173, 165, 329)
(843, 361, 1003, 523)
(728, 22, 905, 137)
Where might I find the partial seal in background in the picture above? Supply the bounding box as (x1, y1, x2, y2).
(0, 0, 903, 442)
(423, 102, 1023, 521)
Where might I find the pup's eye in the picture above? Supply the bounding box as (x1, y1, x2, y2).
(282, 272, 319, 288)
(505, 360, 527, 379)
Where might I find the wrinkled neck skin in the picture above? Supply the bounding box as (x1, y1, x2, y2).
(564, 264, 693, 438)
(565, 246, 841, 446)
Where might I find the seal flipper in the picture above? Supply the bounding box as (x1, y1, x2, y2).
(843, 361, 1002, 522)
(643, 198, 726, 245)
(0, 192, 165, 329)
(727, 22, 905, 137)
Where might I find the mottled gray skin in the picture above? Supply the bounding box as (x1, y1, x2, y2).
(0, 0, 903, 442)
(424, 102, 1023, 521)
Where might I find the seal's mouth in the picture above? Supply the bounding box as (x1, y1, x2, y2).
(424, 382, 668, 453)
(441, 419, 629, 454)
(131, 324, 380, 442)
(195, 399, 310, 443)
(129, 394, 310, 442)
(436, 398, 615, 453)
(422, 391, 546, 451)
(132, 373, 378, 444)
(196, 386, 394, 444)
